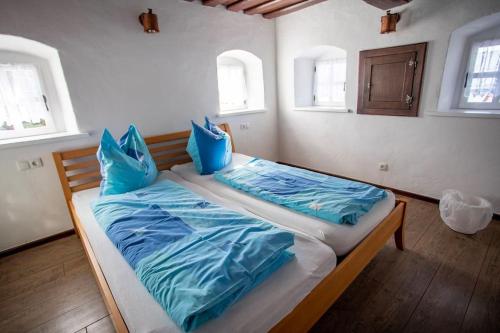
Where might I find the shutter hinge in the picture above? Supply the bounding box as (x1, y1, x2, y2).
(405, 95, 414, 106)
(409, 59, 417, 68)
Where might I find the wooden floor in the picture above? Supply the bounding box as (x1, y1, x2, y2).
(0, 197, 498, 333)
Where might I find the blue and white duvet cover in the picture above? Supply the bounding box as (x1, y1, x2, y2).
(214, 159, 387, 225)
(92, 179, 294, 332)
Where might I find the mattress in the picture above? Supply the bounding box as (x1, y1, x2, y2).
(71, 171, 337, 333)
(172, 154, 396, 256)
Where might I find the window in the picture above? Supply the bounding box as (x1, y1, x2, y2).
(313, 58, 346, 107)
(460, 39, 500, 109)
(0, 35, 79, 143)
(216, 50, 265, 115)
(294, 45, 347, 111)
(0, 63, 55, 139)
(437, 12, 500, 117)
(217, 62, 248, 111)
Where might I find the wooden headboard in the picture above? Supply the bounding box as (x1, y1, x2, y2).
(52, 123, 234, 202)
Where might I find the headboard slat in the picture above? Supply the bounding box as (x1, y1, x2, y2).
(64, 159, 100, 171)
(53, 123, 234, 199)
(61, 146, 98, 160)
(149, 141, 187, 154)
(71, 180, 102, 193)
(67, 170, 101, 182)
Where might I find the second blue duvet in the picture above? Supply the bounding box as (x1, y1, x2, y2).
(214, 158, 387, 225)
(92, 179, 294, 332)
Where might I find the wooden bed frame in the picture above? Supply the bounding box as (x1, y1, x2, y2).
(52, 123, 406, 333)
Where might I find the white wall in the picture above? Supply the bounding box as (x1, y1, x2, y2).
(0, 0, 278, 251)
(276, 0, 500, 213)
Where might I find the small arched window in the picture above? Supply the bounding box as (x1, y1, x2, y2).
(294, 45, 347, 111)
(438, 12, 500, 116)
(216, 50, 265, 114)
(0, 35, 78, 141)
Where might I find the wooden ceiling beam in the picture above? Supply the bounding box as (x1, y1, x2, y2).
(263, 0, 327, 19)
(362, 0, 412, 10)
(188, 0, 327, 18)
(202, 0, 228, 6)
(244, 0, 305, 15)
(227, 0, 273, 12)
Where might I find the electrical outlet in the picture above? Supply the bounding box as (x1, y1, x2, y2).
(16, 160, 31, 171)
(378, 162, 389, 171)
(30, 158, 43, 169)
(240, 122, 250, 130)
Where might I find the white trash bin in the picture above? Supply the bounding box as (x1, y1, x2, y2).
(439, 190, 493, 234)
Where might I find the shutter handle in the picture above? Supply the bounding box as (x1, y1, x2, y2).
(43, 95, 49, 111)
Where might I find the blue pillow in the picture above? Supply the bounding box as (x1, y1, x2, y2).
(186, 117, 232, 175)
(97, 125, 158, 195)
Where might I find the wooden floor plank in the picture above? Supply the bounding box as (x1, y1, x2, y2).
(87, 316, 115, 333)
(460, 222, 500, 333)
(26, 297, 108, 333)
(0, 236, 84, 285)
(403, 225, 493, 333)
(0, 264, 64, 301)
(0, 248, 101, 333)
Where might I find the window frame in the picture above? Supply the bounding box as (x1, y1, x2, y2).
(313, 57, 347, 108)
(458, 38, 500, 110)
(0, 51, 61, 140)
(217, 62, 248, 112)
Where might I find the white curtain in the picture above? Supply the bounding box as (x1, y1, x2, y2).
(0, 64, 48, 132)
(313, 58, 346, 107)
(218, 64, 248, 111)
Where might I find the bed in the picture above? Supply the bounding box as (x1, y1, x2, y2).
(72, 170, 336, 332)
(172, 153, 396, 256)
(53, 123, 407, 333)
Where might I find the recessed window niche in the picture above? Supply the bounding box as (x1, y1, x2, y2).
(294, 45, 347, 111)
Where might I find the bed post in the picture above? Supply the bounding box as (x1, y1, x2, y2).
(394, 199, 407, 250)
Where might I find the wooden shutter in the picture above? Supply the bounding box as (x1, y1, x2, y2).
(357, 42, 427, 116)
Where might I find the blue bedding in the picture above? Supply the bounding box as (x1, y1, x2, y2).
(214, 159, 387, 225)
(92, 179, 294, 332)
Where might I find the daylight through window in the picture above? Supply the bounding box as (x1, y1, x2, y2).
(460, 39, 500, 109)
(217, 63, 248, 111)
(314, 58, 347, 107)
(0, 63, 55, 139)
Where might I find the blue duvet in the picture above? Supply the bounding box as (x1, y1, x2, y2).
(214, 159, 387, 225)
(92, 179, 294, 332)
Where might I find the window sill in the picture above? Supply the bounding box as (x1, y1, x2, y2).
(217, 109, 267, 117)
(0, 131, 89, 150)
(294, 106, 352, 113)
(427, 110, 500, 119)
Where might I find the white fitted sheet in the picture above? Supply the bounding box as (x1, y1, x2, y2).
(172, 154, 396, 256)
(72, 171, 337, 333)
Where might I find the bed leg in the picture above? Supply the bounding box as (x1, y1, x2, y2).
(394, 200, 406, 251)
(395, 223, 405, 250)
